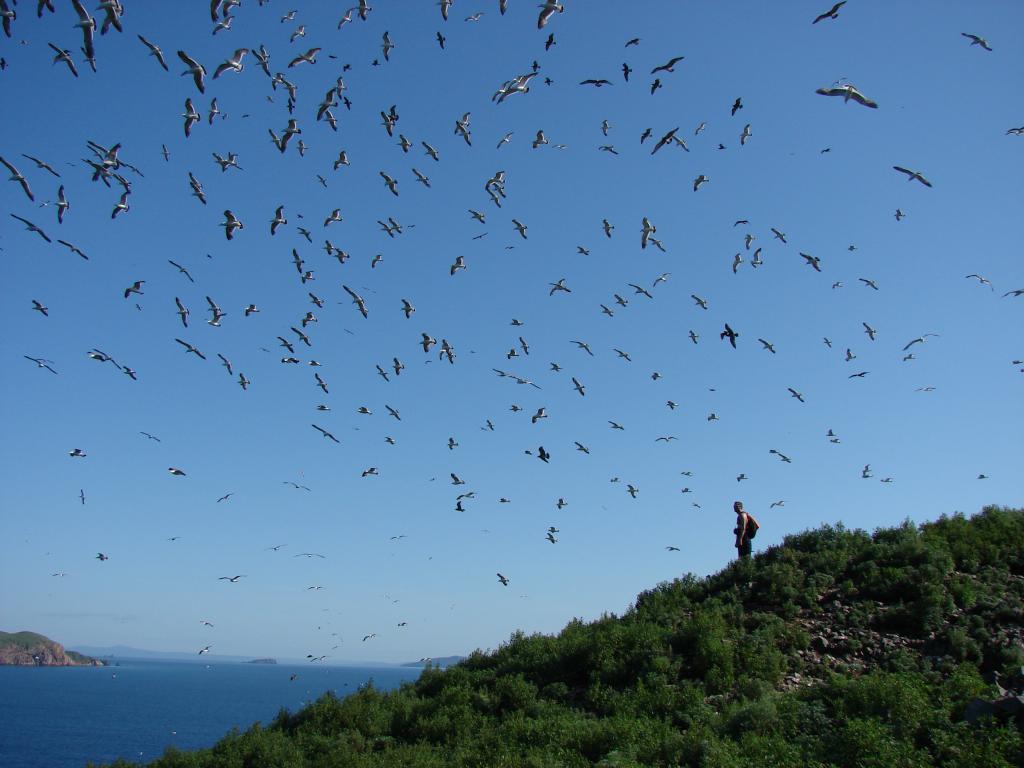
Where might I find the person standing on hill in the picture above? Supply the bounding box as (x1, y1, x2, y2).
(734, 501, 759, 559)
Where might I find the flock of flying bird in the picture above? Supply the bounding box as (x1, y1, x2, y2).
(4, 1, 1021, 664)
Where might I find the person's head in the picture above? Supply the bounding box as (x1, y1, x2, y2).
(734, 501, 744, 514)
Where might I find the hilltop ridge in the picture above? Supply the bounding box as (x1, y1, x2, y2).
(111, 506, 1024, 767)
(0, 631, 105, 667)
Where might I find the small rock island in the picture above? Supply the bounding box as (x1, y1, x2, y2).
(0, 631, 106, 666)
(244, 658, 277, 664)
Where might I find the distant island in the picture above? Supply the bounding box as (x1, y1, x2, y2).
(401, 655, 465, 668)
(244, 658, 277, 664)
(0, 631, 106, 667)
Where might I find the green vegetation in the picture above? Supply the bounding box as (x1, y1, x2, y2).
(0, 631, 52, 650)
(105, 507, 1024, 767)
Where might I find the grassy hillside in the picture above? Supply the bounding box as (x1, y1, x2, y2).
(106, 506, 1024, 767)
(0, 631, 53, 650)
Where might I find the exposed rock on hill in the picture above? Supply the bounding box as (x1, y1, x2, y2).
(0, 631, 105, 666)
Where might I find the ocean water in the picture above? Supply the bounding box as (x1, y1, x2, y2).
(0, 658, 422, 767)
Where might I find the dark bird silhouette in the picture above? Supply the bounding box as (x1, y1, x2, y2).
(812, 1, 846, 24)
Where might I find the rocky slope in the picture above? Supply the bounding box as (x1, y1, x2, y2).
(0, 631, 105, 666)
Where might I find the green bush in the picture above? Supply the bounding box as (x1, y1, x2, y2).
(120, 508, 1024, 768)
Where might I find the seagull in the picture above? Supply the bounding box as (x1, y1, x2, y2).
(48, 43, 78, 77)
(641, 217, 656, 248)
(380, 171, 399, 196)
(220, 210, 243, 240)
(787, 387, 805, 402)
(213, 48, 248, 78)
(2, 157, 35, 202)
(902, 333, 939, 350)
(960, 33, 992, 51)
(177, 50, 206, 93)
(800, 252, 822, 272)
(288, 47, 321, 68)
(218, 575, 246, 582)
(571, 340, 594, 356)
(693, 174, 709, 191)
(815, 83, 878, 108)
(893, 166, 933, 187)
(720, 324, 739, 348)
(965, 274, 994, 290)
(70, 0, 96, 61)
(175, 338, 206, 360)
(174, 297, 190, 327)
(133, 34, 168, 71)
(312, 424, 339, 443)
(496, 572, 510, 586)
(167, 260, 195, 285)
(549, 278, 571, 295)
(23, 356, 58, 375)
(862, 322, 877, 341)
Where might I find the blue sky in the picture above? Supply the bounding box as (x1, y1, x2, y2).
(1, 1, 1021, 664)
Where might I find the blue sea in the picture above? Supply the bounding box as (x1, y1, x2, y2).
(0, 659, 422, 767)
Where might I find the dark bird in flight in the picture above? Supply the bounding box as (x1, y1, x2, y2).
(812, 1, 846, 24)
(960, 33, 992, 51)
(651, 55, 684, 74)
(720, 324, 739, 348)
